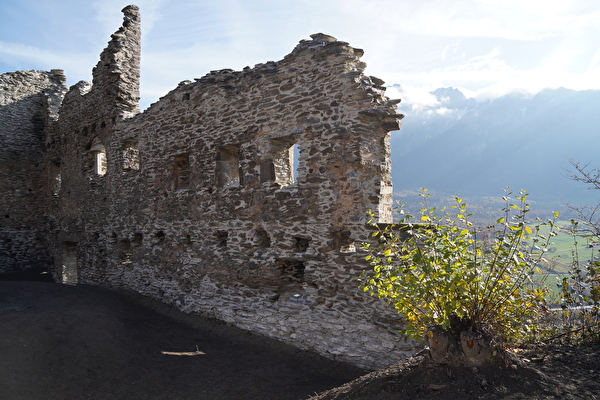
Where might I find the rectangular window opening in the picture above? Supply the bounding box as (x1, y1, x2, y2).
(262, 137, 299, 187)
(51, 161, 61, 197)
(60, 241, 78, 285)
(132, 233, 143, 246)
(277, 260, 305, 283)
(332, 230, 356, 253)
(171, 153, 190, 190)
(215, 145, 241, 187)
(90, 139, 107, 176)
(215, 231, 228, 247)
(120, 239, 132, 264)
(294, 236, 311, 253)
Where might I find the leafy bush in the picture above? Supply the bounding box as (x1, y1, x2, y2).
(361, 188, 557, 344)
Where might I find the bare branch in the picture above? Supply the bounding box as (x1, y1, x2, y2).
(568, 159, 600, 191)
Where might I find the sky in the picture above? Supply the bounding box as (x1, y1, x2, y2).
(1, 0, 599, 110)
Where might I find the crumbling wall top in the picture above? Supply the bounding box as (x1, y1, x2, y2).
(91, 4, 141, 117)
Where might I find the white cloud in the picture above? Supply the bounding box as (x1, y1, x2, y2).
(2, 0, 599, 107)
(387, 85, 440, 111)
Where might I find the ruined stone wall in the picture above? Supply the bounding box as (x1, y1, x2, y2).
(44, 5, 140, 284)
(0, 70, 66, 273)
(1, 5, 416, 369)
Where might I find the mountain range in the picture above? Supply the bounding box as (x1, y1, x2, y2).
(390, 86, 600, 213)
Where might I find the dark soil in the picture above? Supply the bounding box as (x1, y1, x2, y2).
(0, 280, 365, 400)
(310, 342, 600, 400)
(2, 274, 599, 400)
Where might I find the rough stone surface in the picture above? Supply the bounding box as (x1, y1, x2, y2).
(0, 69, 67, 274)
(0, 5, 413, 369)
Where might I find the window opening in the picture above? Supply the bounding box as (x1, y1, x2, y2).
(255, 228, 271, 248)
(332, 230, 356, 253)
(277, 260, 305, 283)
(132, 233, 143, 246)
(170, 153, 190, 190)
(61, 241, 78, 285)
(260, 158, 276, 183)
(216, 231, 228, 247)
(215, 145, 241, 187)
(154, 231, 166, 244)
(262, 137, 298, 186)
(294, 236, 311, 252)
(120, 239, 132, 264)
(51, 161, 61, 196)
(90, 138, 107, 176)
(122, 139, 140, 171)
(292, 143, 300, 183)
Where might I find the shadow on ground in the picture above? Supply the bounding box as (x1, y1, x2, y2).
(0, 280, 365, 400)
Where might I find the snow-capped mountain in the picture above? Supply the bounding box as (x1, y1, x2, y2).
(390, 86, 600, 206)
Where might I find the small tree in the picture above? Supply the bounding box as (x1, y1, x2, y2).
(553, 160, 600, 343)
(553, 220, 600, 344)
(566, 160, 600, 238)
(361, 188, 557, 366)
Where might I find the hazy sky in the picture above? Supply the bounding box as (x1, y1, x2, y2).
(1, 0, 599, 110)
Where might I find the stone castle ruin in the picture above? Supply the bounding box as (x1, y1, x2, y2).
(0, 5, 414, 369)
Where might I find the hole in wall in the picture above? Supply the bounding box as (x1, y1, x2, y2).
(61, 241, 78, 285)
(90, 137, 107, 176)
(262, 137, 299, 186)
(171, 153, 190, 190)
(132, 233, 143, 246)
(215, 146, 241, 187)
(155, 231, 166, 243)
(51, 161, 61, 196)
(277, 260, 305, 283)
(331, 230, 356, 253)
(260, 158, 276, 183)
(215, 231, 228, 247)
(294, 236, 311, 252)
(254, 228, 271, 248)
(120, 239, 132, 264)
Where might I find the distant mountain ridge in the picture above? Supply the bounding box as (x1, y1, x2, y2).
(390, 86, 600, 207)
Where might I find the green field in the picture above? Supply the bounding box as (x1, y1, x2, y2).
(536, 221, 597, 274)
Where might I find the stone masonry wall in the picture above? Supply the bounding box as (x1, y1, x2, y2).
(2, 5, 416, 369)
(0, 70, 66, 273)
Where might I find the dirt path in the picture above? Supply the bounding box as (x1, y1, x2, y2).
(0, 281, 365, 400)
